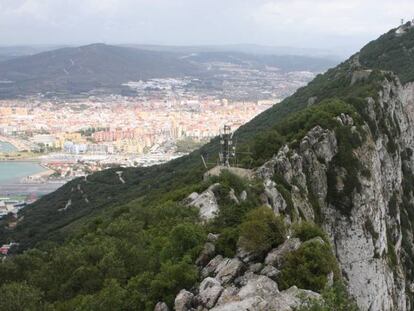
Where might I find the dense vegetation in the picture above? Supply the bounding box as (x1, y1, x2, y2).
(0, 190, 207, 310)
(359, 25, 414, 84)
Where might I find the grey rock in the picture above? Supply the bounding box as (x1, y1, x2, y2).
(154, 302, 169, 311)
(240, 190, 247, 201)
(263, 179, 287, 214)
(196, 242, 216, 266)
(187, 183, 220, 221)
(265, 238, 301, 268)
(215, 285, 239, 306)
(237, 274, 279, 299)
(269, 286, 321, 311)
(228, 188, 240, 205)
(248, 262, 263, 273)
(207, 233, 220, 242)
(174, 290, 193, 311)
(198, 277, 223, 308)
(201, 255, 224, 279)
(236, 247, 260, 264)
(215, 257, 244, 284)
(260, 265, 281, 280)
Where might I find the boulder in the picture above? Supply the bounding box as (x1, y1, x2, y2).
(268, 286, 321, 311)
(228, 188, 240, 205)
(240, 190, 247, 201)
(236, 247, 260, 264)
(215, 258, 244, 284)
(265, 238, 301, 268)
(211, 274, 279, 311)
(215, 285, 239, 306)
(154, 302, 169, 311)
(248, 262, 263, 273)
(196, 242, 216, 266)
(174, 290, 194, 311)
(198, 277, 224, 308)
(238, 274, 279, 300)
(210, 297, 260, 311)
(207, 233, 220, 242)
(201, 255, 224, 278)
(187, 183, 220, 221)
(260, 265, 281, 280)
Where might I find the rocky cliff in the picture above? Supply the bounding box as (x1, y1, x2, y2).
(166, 73, 414, 311)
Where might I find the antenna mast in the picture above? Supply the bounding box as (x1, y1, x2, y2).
(219, 125, 234, 167)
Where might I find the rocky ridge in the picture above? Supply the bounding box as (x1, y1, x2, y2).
(165, 74, 414, 311)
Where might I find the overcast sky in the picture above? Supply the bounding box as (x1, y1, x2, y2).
(1, 0, 413, 56)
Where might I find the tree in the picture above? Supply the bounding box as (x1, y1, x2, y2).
(239, 206, 286, 253)
(0, 282, 43, 311)
(279, 240, 337, 292)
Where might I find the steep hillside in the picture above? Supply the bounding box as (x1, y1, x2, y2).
(1, 25, 414, 311)
(0, 44, 201, 97)
(359, 23, 414, 84)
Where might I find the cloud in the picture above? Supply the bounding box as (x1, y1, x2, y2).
(0, 0, 412, 56)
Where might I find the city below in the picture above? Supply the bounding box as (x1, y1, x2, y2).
(0, 60, 319, 220)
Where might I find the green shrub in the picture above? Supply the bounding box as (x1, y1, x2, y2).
(279, 239, 337, 292)
(293, 222, 328, 243)
(215, 227, 240, 258)
(297, 282, 359, 311)
(239, 206, 286, 253)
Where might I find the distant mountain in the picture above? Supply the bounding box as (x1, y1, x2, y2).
(123, 43, 341, 60)
(0, 43, 201, 98)
(0, 45, 65, 62)
(182, 51, 336, 72)
(0, 43, 336, 98)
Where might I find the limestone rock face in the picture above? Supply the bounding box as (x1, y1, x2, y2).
(263, 179, 287, 213)
(253, 75, 414, 311)
(187, 183, 220, 221)
(174, 76, 414, 311)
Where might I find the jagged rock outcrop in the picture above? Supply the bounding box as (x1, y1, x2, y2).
(186, 183, 220, 221)
(171, 232, 322, 311)
(252, 75, 414, 311)
(172, 76, 414, 311)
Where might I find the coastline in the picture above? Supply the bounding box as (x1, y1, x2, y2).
(0, 135, 31, 151)
(0, 161, 62, 196)
(21, 167, 55, 183)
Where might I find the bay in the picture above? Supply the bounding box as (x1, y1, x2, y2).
(0, 141, 18, 153)
(0, 162, 46, 184)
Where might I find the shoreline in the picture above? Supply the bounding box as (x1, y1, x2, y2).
(0, 157, 41, 162)
(0, 136, 32, 152)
